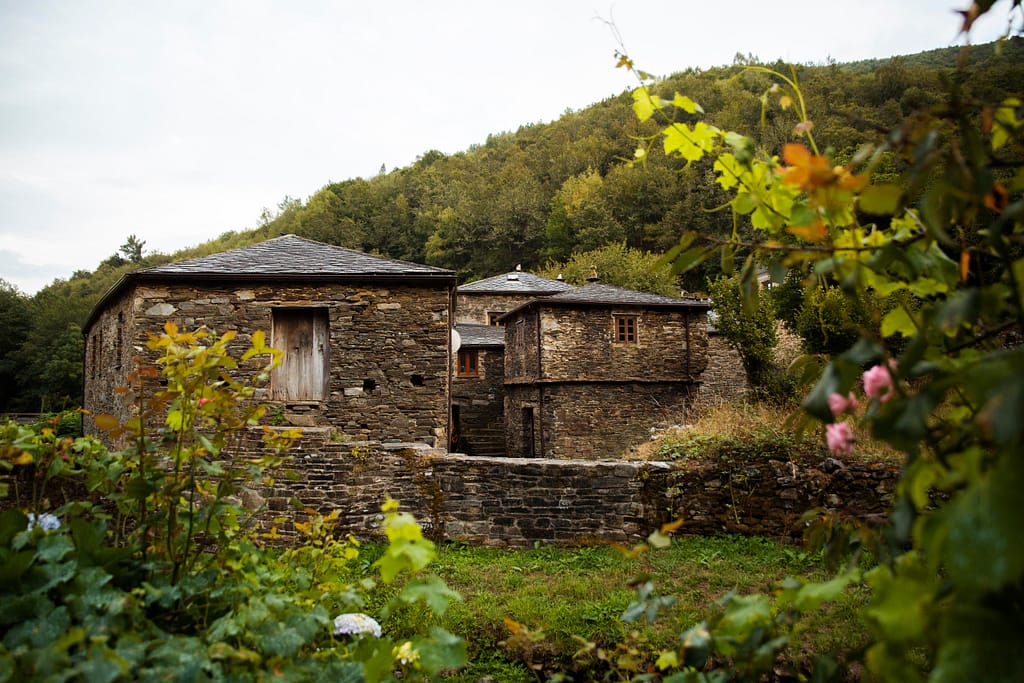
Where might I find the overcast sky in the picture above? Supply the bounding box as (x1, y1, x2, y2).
(0, 1, 1012, 294)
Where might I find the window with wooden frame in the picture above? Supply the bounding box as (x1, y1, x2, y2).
(614, 315, 637, 343)
(487, 311, 505, 326)
(457, 349, 479, 377)
(271, 307, 330, 401)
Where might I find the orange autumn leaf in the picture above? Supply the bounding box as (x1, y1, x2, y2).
(787, 219, 829, 242)
(984, 182, 1008, 213)
(782, 143, 866, 195)
(781, 143, 833, 191)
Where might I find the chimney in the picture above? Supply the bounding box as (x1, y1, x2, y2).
(587, 264, 599, 283)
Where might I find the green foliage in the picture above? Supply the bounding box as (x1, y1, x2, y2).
(793, 283, 872, 356)
(1, 325, 464, 681)
(706, 275, 780, 395)
(536, 242, 680, 296)
(0, 280, 31, 412)
(604, 3, 1024, 680)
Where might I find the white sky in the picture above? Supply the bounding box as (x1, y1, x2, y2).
(0, 0, 1013, 294)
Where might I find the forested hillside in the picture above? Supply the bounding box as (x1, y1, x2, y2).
(2, 38, 1021, 413)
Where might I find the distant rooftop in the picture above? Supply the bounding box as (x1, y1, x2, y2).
(455, 323, 505, 347)
(546, 283, 707, 307)
(458, 269, 576, 295)
(499, 283, 710, 321)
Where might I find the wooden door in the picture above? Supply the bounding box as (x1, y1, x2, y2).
(271, 308, 329, 401)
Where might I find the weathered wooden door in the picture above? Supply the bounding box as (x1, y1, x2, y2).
(271, 308, 329, 401)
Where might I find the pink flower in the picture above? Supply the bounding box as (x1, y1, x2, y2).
(826, 421, 854, 456)
(827, 391, 859, 416)
(198, 398, 213, 406)
(863, 360, 898, 403)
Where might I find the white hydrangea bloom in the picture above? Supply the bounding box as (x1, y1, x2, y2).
(332, 613, 382, 638)
(26, 512, 61, 532)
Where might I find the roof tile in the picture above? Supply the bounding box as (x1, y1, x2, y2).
(458, 271, 575, 294)
(142, 234, 452, 277)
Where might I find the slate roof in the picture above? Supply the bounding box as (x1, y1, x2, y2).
(458, 270, 576, 294)
(86, 234, 455, 332)
(455, 323, 505, 348)
(141, 234, 452, 278)
(499, 283, 709, 321)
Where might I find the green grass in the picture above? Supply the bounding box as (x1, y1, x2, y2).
(352, 535, 870, 681)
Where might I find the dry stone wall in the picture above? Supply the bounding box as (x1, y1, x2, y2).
(535, 308, 708, 381)
(667, 453, 899, 540)
(241, 429, 898, 547)
(252, 430, 672, 547)
(6, 427, 901, 549)
(455, 293, 530, 325)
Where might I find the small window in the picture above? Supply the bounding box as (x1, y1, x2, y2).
(457, 349, 479, 377)
(614, 315, 637, 343)
(487, 312, 505, 326)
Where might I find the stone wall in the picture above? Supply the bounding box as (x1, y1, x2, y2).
(84, 281, 452, 446)
(504, 311, 541, 381)
(245, 430, 898, 547)
(697, 331, 748, 406)
(5, 428, 901, 549)
(504, 382, 697, 459)
(255, 432, 672, 547)
(83, 288, 137, 430)
(667, 453, 899, 540)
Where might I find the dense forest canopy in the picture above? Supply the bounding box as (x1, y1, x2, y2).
(2, 38, 1021, 413)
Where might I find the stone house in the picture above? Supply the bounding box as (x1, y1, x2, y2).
(452, 270, 577, 457)
(82, 234, 456, 446)
(499, 283, 710, 459)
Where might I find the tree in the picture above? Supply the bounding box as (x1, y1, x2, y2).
(295, 187, 363, 248)
(792, 283, 872, 356)
(119, 234, 146, 263)
(0, 280, 31, 412)
(537, 242, 680, 296)
(706, 274, 779, 394)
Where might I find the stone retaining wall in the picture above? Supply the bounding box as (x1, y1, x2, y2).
(667, 453, 899, 540)
(5, 430, 900, 549)
(251, 429, 899, 547)
(258, 433, 672, 547)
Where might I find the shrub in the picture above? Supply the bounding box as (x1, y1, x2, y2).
(0, 323, 464, 681)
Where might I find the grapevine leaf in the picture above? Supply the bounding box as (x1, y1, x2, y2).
(859, 184, 903, 215)
(672, 93, 704, 114)
(631, 87, 663, 122)
(881, 307, 918, 337)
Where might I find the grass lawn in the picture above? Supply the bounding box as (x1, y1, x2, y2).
(359, 534, 870, 681)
